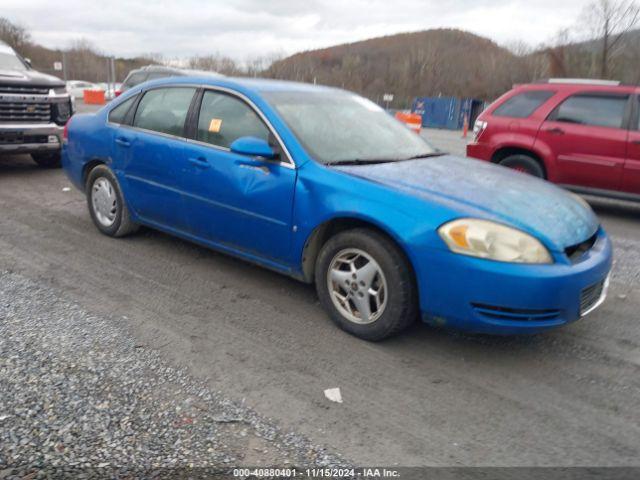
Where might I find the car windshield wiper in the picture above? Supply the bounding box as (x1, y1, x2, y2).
(324, 158, 400, 166)
(402, 152, 447, 160)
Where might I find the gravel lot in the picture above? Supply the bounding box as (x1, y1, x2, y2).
(0, 271, 344, 477)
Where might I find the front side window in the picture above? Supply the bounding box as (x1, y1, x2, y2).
(263, 91, 436, 164)
(549, 94, 629, 129)
(492, 91, 555, 118)
(133, 87, 195, 137)
(196, 90, 270, 148)
(108, 95, 137, 124)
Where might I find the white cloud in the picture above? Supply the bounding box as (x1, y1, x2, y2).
(5, 0, 589, 60)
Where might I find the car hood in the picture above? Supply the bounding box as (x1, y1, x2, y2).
(335, 155, 599, 251)
(0, 68, 65, 88)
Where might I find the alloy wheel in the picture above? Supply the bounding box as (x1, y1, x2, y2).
(327, 248, 388, 325)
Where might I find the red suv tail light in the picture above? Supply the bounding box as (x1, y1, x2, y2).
(63, 119, 70, 142)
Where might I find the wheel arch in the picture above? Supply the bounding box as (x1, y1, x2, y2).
(82, 158, 109, 188)
(490, 147, 548, 179)
(300, 216, 417, 288)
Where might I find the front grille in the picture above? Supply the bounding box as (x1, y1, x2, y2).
(472, 303, 561, 322)
(0, 101, 51, 122)
(0, 85, 49, 95)
(565, 233, 597, 262)
(580, 279, 606, 316)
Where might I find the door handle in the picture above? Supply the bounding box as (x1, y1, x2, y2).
(544, 127, 565, 135)
(632, 140, 640, 145)
(188, 156, 210, 169)
(115, 137, 131, 147)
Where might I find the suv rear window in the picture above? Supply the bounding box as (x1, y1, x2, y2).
(493, 91, 555, 118)
(123, 72, 147, 88)
(549, 94, 629, 129)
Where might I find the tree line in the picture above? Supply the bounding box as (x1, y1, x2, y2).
(1, 0, 638, 104)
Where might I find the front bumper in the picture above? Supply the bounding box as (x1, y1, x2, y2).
(418, 229, 613, 335)
(466, 142, 493, 161)
(0, 123, 64, 155)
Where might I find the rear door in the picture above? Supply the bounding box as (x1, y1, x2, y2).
(623, 95, 640, 195)
(535, 93, 630, 191)
(180, 88, 297, 262)
(115, 86, 197, 231)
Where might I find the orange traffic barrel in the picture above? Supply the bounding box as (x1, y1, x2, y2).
(395, 112, 422, 134)
(83, 89, 106, 105)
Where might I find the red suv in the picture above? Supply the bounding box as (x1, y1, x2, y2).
(467, 79, 640, 200)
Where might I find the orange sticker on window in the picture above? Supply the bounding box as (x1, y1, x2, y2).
(208, 118, 222, 133)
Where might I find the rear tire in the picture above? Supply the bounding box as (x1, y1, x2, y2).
(498, 154, 544, 178)
(86, 165, 138, 237)
(31, 152, 61, 168)
(315, 228, 417, 341)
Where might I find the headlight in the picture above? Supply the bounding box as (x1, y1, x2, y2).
(438, 218, 553, 264)
(472, 120, 487, 140)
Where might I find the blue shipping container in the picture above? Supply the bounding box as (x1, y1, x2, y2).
(412, 97, 484, 130)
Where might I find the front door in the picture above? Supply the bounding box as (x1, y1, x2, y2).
(535, 93, 629, 191)
(623, 96, 640, 195)
(117, 86, 196, 230)
(181, 89, 296, 262)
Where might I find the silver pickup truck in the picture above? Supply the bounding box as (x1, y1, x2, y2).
(0, 41, 73, 168)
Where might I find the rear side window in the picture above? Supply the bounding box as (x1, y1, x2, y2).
(108, 96, 136, 124)
(123, 72, 146, 88)
(493, 91, 555, 118)
(133, 87, 196, 137)
(196, 90, 270, 148)
(549, 94, 629, 129)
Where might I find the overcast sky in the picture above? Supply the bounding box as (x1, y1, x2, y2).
(5, 0, 589, 61)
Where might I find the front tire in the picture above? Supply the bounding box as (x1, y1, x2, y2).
(498, 154, 544, 178)
(86, 165, 138, 237)
(31, 152, 61, 168)
(315, 228, 417, 341)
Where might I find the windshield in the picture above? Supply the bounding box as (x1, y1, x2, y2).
(0, 51, 27, 71)
(263, 90, 436, 164)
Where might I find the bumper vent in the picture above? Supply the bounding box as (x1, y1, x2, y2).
(472, 303, 561, 322)
(580, 278, 607, 316)
(0, 134, 48, 145)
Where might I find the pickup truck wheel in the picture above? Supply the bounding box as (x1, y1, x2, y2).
(498, 154, 545, 178)
(86, 165, 138, 237)
(315, 228, 417, 341)
(31, 152, 61, 168)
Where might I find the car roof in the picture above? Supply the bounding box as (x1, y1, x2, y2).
(515, 80, 639, 94)
(127, 65, 224, 77)
(137, 74, 341, 95)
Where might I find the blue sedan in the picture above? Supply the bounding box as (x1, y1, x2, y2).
(62, 76, 612, 341)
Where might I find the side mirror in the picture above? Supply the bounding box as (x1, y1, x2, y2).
(230, 136, 276, 160)
(24, 57, 32, 67)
